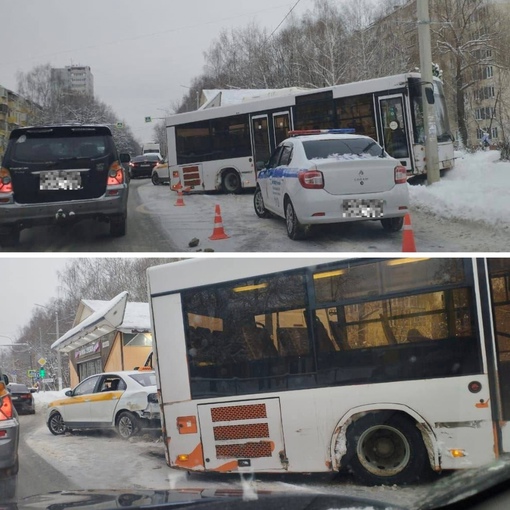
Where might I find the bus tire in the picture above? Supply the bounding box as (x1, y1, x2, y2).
(285, 198, 307, 240)
(345, 412, 429, 486)
(254, 186, 270, 218)
(221, 170, 241, 194)
(381, 217, 404, 232)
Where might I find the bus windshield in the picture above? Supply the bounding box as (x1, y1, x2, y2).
(410, 78, 452, 144)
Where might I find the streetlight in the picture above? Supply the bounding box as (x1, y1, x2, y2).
(35, 304, 62, 390)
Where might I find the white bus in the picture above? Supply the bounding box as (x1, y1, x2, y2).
(148, 257, 510, 485)
(165, 73, 455, 193)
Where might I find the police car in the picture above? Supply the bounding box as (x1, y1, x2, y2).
(254, 130, 409, 240)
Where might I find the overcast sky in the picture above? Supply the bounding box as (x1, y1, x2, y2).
(0, 258, 69, 345)
(0, 0, 314, 144)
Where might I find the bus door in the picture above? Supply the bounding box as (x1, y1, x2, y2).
(197, 398, 287, 471)
(377, 94, 412, 170)
(487, 260, 510, 453)
(251, 115, 272, 172)
(272, 112, 291, 147)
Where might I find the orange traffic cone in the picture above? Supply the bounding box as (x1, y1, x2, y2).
(209, 204, 230, 240)
(174, 188, 185, 207)
(402, 213, 417, 252)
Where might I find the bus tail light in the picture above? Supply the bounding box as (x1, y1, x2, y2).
(394, 165, 407, 184)
(107, 161, 125, 187)
(0, 167, 13, 194)
(299, 170, 324, 189)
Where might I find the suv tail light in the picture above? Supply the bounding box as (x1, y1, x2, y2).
(0, 167, 13, 193)
(298, 169, 324, 189)
(107, 161, 125, 186)
(394, 165, 407, 184)
(0, 393, 14, 420)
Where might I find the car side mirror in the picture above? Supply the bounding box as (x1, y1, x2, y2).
(256, 161, 267, 171)
(30, 388, 37, 393)
(65, 390, 73, 397)
(1, 374, 9, 385)
(119, 153, 131, 163)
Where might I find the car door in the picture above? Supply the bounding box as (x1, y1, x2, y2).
(271, 144, 294, 216)
(62, 374, 101, 426)
(259, 146, 283, 214)
(88, 374, 127, 426)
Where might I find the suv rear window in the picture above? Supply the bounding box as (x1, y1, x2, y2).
(11, 133, 109, 163)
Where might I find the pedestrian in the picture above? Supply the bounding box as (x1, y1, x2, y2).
(33, 380, 40, 393)
(482, 130, 491, 150)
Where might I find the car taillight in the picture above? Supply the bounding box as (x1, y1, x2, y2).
(147, 393, 158, 404)
(0, 393, 14, 420)
(394, 165, 407, 184)
(0, 167, 13, 193)
(298, 169, 324, 189)
(107, 161, 125, 186)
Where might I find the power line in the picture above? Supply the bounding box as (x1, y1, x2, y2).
(267, 0, 303, 40)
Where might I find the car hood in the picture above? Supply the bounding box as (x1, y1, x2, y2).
(15, 488, 408, 510)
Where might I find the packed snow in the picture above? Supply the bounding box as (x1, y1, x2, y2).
(409, 149, 510, 230)
(137, 148, 510, 253)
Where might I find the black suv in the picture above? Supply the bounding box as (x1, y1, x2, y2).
(0, 124, 130, 246)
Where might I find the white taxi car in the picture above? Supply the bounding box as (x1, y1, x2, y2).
(46, 370, 160, 439)
(254, 130, 409, 240)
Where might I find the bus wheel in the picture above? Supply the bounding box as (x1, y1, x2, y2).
(221, 170, 241, 194)
(345, 412, 429, 485)
(381, 217, 404, 232)
(285, 198, 307, 240)
(254, 186, 270, 218)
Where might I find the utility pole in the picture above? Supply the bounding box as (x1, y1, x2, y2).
(417, 0, 440, 185)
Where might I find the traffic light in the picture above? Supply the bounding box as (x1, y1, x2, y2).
(39, 368, 45, 378)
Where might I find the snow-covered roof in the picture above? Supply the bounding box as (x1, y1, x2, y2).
(52, 292, 151, 353)
(200, 88, 308, 109)
(52, 292, 129, 353)
(81, 299, 150, 333)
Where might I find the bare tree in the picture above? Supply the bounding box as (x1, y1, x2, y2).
(16, 63, 141, 154)
(432, 0, 508, 146)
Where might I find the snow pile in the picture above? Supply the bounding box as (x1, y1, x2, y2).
(409, 150, 510, 229)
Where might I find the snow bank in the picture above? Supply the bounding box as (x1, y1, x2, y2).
(409, 150, 510, 229)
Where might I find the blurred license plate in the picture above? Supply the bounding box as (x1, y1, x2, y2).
(40, 170, 82, 191)
(11, 396, 19, 401)
(343, 199, 384, 218)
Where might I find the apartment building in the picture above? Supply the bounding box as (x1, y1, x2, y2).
(51, 65, 94, 96)
(0, 86, 41, 160)
(369, 0, 510, 148)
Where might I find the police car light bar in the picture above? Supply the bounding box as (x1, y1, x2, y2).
(288, 129, 356, 136)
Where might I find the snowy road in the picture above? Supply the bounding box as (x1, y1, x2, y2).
(138, 185, 509, 253)
(136, 149, 510, 253)
(16, 395, 428, 507)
